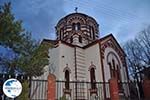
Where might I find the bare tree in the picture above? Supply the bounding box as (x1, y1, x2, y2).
(123, 25, 150, 98)
(124, 25, 150, 80)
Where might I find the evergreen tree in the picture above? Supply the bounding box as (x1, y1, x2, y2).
(0, 2, 51, 76)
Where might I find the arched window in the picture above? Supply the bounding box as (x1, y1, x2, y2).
(112, 59, 116, 78)
(92, 27, 95, 39)
(107, 52, 123, 91)
(72, 23, 75, 30)
(79, 35, 82, 43)
(117, 65, 123, 90)
(116, 65, 120, 80)
(77, 22, 81, 30)
(89, 26, 92, 38)
(90, 68, 96, 89)
(108, 62, 113, 77)
(65, 70, 70, 89)
(72, 23, 81, 31)
(60, 28, 63, 39)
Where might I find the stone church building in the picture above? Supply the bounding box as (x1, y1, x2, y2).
(32, 12, 130, 100)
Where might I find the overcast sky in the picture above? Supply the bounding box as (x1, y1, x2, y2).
(0, 0, 150, 44)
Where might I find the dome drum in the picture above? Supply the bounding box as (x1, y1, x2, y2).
(55, 13, 99, 46)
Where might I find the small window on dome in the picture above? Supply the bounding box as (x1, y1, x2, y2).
(72, 23, 81, 31)
(89, 26, 92, 38)
(75, 25, 78, 31)
(72, 23, 75, 30)
(79, 35, 82, 43)
(77, 23, 81, 30)
(92, 27, 95, 39)
(70, 36, 73, 43)
(60, 28, 63, 39)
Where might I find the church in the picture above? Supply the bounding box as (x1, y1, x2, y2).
(33, 11, 130, 100)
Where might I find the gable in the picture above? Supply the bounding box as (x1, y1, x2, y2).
(100, 34, 125, 56)
(100, 34, 126, 67)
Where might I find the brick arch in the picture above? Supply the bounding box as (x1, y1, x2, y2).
(86, 19, 99, 33)
(67, 16, 86, 24)
(101, 39, 126, 67)
(106, 51, 122, 80)
(106, 51, 121, 68)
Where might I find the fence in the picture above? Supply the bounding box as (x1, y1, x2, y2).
(0, 74, 147, 100)
(29, 79, 48, 100)
(0, 74, 48, 100)
(56, 80, 110, 100)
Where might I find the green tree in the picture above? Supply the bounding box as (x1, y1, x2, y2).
(17, 80, 29, 100)
(0, 2, 51, 76)
(0, 2, 24, 49)
(18, 41, 52, 76)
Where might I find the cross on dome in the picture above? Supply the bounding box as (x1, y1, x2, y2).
(75, 7, 78, 13)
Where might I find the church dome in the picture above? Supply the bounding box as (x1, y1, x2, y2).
(55, 12, 99, 46)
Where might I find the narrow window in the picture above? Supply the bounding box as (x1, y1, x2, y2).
(60, 28, 63, 39)
(70, 36, 73, 43)
(116, 65, 120, 80)
(89, 26, 92, 38)
(65, 70, 70, 89)
(108, 62, 113, 78)
(112, 59, 116, 78)
(77, 22, 81, 30)
(90, 68, 96, 89)
(92, 27, 95, 39)
(117, 65, 123, 90)
(72, 23, 75, 30)
(79, 35, 82, 43)
(75, 24, 78, 31)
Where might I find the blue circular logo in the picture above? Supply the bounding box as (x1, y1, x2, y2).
(3, 79, 22, 98)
